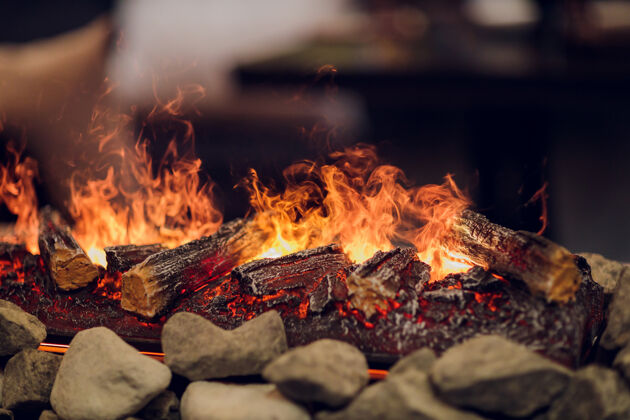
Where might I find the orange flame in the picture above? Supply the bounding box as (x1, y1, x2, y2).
(0, 140, 39, 253)
(68, 82, 222, 266)
(243, 144, 473, 281)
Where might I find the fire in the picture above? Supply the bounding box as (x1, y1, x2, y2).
(68, 83, 222, 266)
(0, 80, 471, 281)
(0, 139, 39, 253)
(242, 144, 474, 281)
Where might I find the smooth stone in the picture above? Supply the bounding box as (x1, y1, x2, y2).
(263, 339, 368, 407)
(613, 342, 630, 383)
(39, 410, 58, 420)
(430, 335, 571, 417)
(137, 390, 179, 420)
(601, 268, 630, 350)
(180, 381, 309, 420)
(0, 300, 46, 356)
(546, 365, 630, 420)
(50, 327, 171, 420)
(316, 370, 483, 420)
(580, 252, 627, 295)
(2, 349, 61, 412)
(389, 347, 437, 376)
(163, 311, 287, 380)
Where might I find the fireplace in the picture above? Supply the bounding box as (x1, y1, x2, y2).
(0, 39, 623, 420)
(0, 98, 618, 417)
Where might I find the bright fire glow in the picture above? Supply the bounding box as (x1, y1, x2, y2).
(68, 83, 223, 266)
(0, 82, 223, 267)
(0, 140, 39, 253)
(243, 144, 474, 280)
(0, 82, 472, 281)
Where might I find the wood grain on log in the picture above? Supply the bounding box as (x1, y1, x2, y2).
(449, 210, 582, 302)
(105, 244, 166, 274)
(37, 207, 98, 291)
(347, 247, 430, 317)
(232, 244, 351, 296)
(121, 218, 256, 318)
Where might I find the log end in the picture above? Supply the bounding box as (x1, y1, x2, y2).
(51, 249, 99, 291)
(121, 265, 161, 318)
(545, 252, 583, 303)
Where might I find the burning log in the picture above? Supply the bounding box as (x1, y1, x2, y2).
(449, 210, 582, 303)
(346, 248, 430, 317)
(38, 207, 99, 291)
(308, 269, 350, 313)
(105, 244, 166, 274)
(121, 218, 256, 318)
(232, 244, 351, 295)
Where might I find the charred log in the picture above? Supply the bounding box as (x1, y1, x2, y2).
(121, 218, 255, 318)
(309, 269, 350, 313)
(232, 244, 351, 296)
(0, 242, 29, 260)
(105, 244, 166, 274)
(346, 248, 430, 317)
(0, 239, 604, 368)
(37, 207, 98, 291)
(449, 210, 582, 303)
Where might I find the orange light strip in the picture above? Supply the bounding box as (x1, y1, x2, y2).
(38, 342, 389, 379)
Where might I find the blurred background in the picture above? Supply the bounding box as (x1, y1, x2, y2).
(0, 0, 628, 260)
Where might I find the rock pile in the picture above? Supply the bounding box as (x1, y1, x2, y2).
(0, 253, 626, 420)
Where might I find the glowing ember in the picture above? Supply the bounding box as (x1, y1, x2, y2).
(242, 144, 474, 280)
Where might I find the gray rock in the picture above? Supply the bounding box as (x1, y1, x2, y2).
(39, 410, 58, 420)
(0, 410, 12, 420)
(180, 381, 309, 420)
(137, 390, 179, 420)
(2, 349, 61, 412)
(389, 347, 437, 376)
(263, 339, 368, 407)
(163, 311, 287, 380)
(50, 327, 171, 420)
(0, 300, 46, 356)
(546, 365, 630, 420)
(613, 344, 630, 382)
(601, 268, 630, 351)
(430, 335, 571, 417)
(580, 253, 627, 295)
(316, 370, 483, 420)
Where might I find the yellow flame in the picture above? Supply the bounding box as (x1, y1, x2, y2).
(243, 144, 473, 280)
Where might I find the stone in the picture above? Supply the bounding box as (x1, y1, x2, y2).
(137, 390, 179, 420)
(613, 344, 630, 381)
(601, 268, 630, 351)
(163, 310, 287, 380)
(580, 253, 627, 295)
(50, 327, 171, 420)
(263, 339, 368, 407)
(389, 348, 437, 376)
(0, 299, 46, 356)
(39, 410, 58, 420)
(316, 370, 483, 420)
(430, 335, 571, 417)
(2, 349, 61, 412)
(180, 381, 309, 420)
(546, 365, 630, 420)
